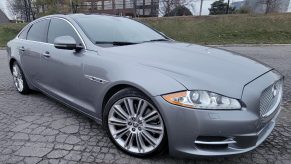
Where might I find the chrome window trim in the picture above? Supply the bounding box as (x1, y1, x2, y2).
(17, 17, 50, 39)
(18, 38, 54, 46)
(17, 39, 87, 53)
(17, 17, 87, 50)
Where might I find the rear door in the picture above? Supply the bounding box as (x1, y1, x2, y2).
(21, 19, 50, 84)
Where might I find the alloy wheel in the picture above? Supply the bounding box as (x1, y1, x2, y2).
(12, 64, 24, 92)
(108, 97, 164, 154)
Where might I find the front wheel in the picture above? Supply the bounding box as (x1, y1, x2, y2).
(103, 88, 167, 157)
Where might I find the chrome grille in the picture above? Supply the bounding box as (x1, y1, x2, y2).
(260, 80, 283, 117)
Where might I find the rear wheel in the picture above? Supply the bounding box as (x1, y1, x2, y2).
(103, 88, 166, 157)
(11, 62, 30, 94)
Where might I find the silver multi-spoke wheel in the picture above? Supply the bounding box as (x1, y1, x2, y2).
(108, 97, 164, 154)
(12, 63, 24, 92)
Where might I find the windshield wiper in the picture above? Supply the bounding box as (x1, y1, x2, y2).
(95, 41, 138, 46)
(95, 39, 169, 46)
(142, 39, 170, 43)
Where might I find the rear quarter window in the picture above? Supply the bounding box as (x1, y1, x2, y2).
(18, 26, 30, 39)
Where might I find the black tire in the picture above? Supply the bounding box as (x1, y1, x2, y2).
(103, 88, 167, 158)
(11, 61, 30, 94)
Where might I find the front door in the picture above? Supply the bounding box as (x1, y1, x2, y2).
(37, 18, 94, 113)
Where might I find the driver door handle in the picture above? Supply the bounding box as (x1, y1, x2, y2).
(42, 51, 50, 58)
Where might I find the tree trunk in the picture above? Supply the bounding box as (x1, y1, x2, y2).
(23, 0, 30, 22)
(199, 0, 203, 16)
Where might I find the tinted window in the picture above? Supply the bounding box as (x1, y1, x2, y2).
(18, 26, 30, 39)
(48, 19, 81, 44)
(74, 15, 165, 44)
(27, 20, 49, 42)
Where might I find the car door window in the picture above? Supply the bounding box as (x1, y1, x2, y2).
(48, 18, 81, 44)
(27, 19, 49, 42)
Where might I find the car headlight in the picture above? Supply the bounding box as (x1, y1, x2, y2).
(162, 91, 241, 110)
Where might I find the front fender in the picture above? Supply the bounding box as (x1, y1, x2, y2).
(84, 51, 186, 97)
(97, 64, 186, 98)
(83, 52, 186, 119)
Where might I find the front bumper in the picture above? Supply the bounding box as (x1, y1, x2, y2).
(153, 70, 282, 157)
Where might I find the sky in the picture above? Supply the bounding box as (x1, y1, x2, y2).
(191, 0, 218, 15)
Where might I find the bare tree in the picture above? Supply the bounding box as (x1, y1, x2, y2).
(8, 0, 36, 22)
(199, 0, 203, 15)
(258, 0, 281, 14)
(159, 0, 196, 16)
(28, 0, 36, 20)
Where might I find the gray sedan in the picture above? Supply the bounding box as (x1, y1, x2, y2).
(7, 14, 283, 158)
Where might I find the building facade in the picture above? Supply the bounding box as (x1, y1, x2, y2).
(0, 9, 9, 23)
(245, 0, 290, 13)
(75, 0, 159, 17)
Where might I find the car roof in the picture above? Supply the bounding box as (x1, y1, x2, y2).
(41, 13, 125, 20)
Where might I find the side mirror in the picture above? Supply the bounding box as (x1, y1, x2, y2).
(54, 36, 83, 51)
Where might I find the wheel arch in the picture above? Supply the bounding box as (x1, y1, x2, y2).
(99, 76, 183, 123)
(8, 57, 36, 91)
(101, 82, 154, 116)
(9, 58, 17, 73)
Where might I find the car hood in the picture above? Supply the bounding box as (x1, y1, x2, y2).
(101, 42, 272, 98)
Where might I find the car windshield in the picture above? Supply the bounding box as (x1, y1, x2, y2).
(73, 15, 167, 45)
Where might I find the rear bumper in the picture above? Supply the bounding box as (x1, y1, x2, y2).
(153, 70, 282, 158)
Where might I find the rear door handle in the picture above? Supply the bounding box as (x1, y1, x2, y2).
(19, 47, 25, 51)
(42, 51, 50, 58)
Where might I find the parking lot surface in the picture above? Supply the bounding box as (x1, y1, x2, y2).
(0, 46, 290, 164)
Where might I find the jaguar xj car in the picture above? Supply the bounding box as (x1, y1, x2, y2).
(7, 14, 283, 158)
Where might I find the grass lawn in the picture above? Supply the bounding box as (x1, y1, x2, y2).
(1, 13, 291, 47)
(139, 13, 291, 45)
(0, 23, 26, 47)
